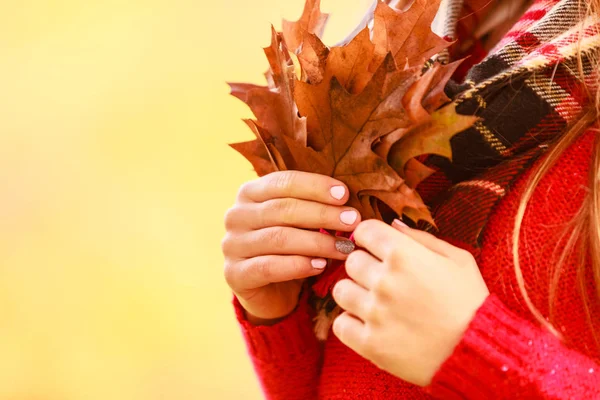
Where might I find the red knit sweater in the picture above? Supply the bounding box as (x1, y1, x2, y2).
(233, 128, 600, 399)
(232, 0, 600, 397)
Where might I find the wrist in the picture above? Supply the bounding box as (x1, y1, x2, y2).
(235, 294, 299, 326)
(234, 285, 308, 326)
(245, 310, 287, 326)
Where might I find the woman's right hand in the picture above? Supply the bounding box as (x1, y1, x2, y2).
(222, 171, 361, 325)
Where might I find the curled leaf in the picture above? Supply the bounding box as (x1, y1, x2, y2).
(282, 0, 330, 53)
(229, 0, 476, 225)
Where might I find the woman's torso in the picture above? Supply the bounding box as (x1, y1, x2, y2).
(315, 0, 600, 397)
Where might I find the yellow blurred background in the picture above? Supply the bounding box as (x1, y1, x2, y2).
(0, 0, 372, 399)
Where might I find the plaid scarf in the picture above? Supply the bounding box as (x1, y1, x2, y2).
(311, 0, 600, 340)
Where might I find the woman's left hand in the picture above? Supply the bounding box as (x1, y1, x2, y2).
(331, 219, 490, 387)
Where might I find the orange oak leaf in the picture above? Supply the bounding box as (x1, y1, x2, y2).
(229, 27, 306, 144)
(422, 60, 463, 112)
(229, 120, 278, 176)
(282, 0, 329, 53)
(229, 0, 476, 225)
(281, 55, 430, 219)
(294, 28, 381, 150)
(371, 0, 449, 68)
(297, 33, 329, 83)
(388, 103, 479, 174)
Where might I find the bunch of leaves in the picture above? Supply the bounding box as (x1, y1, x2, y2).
(228, 0, 477, 224)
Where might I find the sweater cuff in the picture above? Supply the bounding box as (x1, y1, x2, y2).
(426, 294, 547, 399)
(233, 290, 320, 363)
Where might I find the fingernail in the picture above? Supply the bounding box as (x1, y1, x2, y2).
(392, 218, 408, 228)
(330, 186, 346, 200)
(311, 258, 327, 269)
(335, 239, 355, 254)
(340, 210, 358, 225)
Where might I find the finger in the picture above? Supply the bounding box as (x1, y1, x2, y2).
(237, 171, 349, 205)
(332, 279, 371, 322)
(353, 219, 416, 261)
(228, 227, 354, 259)
(345, 250, 382, 290)
(225, 255, 326, 291)
(227, 199, 361, 232)
(392, 219, 459, 258)
(332, 312, 367, 355)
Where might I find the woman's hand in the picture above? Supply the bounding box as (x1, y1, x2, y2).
(331, 219, 489, 386)
(222, 171, 361, 325)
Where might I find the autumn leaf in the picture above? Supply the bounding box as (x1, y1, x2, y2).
(422, 60, 463, 112)
(229, 120, 276, 176)
(228, 0, 477, 225)
(389, 103, 478, 172)
(371, 0, 449, 68)
(296, 33, 329, 83)
(228, 27, 307, 171)
(285, 55, 427, 218)
(282, 0, 329, 53)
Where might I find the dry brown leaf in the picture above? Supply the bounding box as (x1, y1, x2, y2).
(229, 27, 306, 144)
(228, 0, 477, 224)
(294, 28, 383, 150)
(282, 0, 329, 53)
(283, 56, 426, 218)
(297, 33, 329, 83)
(422, 60, 463, 112)
(371, 0, 449, 69)
(229, 120, 278, 176)
(388, 103, 478, 173)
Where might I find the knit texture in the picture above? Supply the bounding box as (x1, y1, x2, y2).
(310, 0, 600, 331)
(233, 0, 600, 398)
(234, 129, 600, 399)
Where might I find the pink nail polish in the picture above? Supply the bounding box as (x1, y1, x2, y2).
(330, 186, 346, 200)
(311, 258, 327, 269)
(392, 219, 408, 228)
(340, 210, 358, 225)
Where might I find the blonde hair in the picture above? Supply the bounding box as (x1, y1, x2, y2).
(513, 0, 600, 343)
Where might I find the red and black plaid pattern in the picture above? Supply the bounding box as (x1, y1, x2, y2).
(422, 0, 599, 254)
(311, 0, 600, 338)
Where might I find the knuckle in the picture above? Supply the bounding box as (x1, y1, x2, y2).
(387, 249, 405, 269)
(458, 249, 476, 266)
(354, 219, 377, 239)
(237, 180, 254, 199)
(265, 227, 288, 249)
(362, 219, 380, 230)
(270, 171, 295, 192)
(344, 250, 365, 277)
(461, 248, 475, 261)
(289, 256, 306, 275)
(334, 279, 354, 306)
(353, 220, 368, 237)
(374, 280, 396, 304)
(274, 199, 297, 224)
(254, 257, 273, 282)
(332, 314, 345, 338)
(345, 251, 358, 273)
(363, 296, 377, 319)
(318, 203, 331, 223)
(332, 280, 347, 302)
(220, 233, 234, 256)
(223, 259, 237, 288)
(371, 273, 390, 297)
(420, 230, 438, 242)
(360, 330, 377, 355)
(223, 206, 241, 231)
(312, 233, 330, 256)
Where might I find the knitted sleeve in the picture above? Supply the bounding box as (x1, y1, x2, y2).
(426, 294, 600, 399)
(233, 290, 322, 400)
